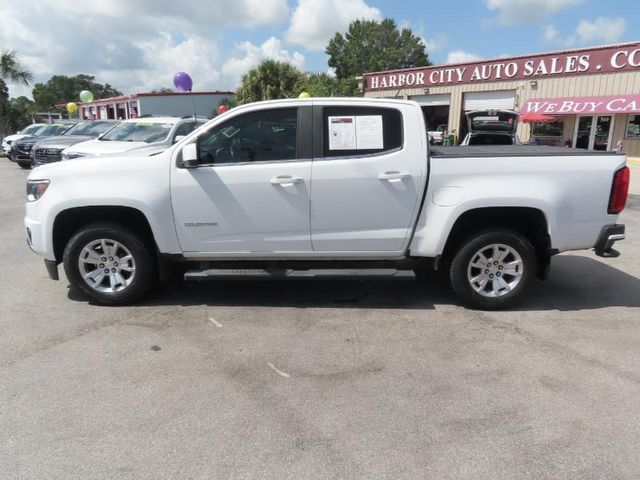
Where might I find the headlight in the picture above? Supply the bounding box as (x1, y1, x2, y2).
(26, 180, 50, 202)
(61, 151, 86, 160)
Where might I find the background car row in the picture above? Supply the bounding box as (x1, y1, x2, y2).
(3, 116, 207, 169)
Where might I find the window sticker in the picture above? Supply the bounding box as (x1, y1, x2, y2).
(355, 115, 383, 149)
(328, 115, 384, 150)
(328, 116, 356, 150)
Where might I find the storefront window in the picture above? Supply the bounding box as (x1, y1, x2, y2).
(626, 115, 640, 139)
(530, 120, 564, 146)
(531, 121, 564, 137)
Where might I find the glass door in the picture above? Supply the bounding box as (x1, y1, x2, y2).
(574, 116, 593, 149)
(593, 115, 614, 151)
(573, 115, 615, 150)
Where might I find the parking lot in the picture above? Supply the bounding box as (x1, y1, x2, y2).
(1, 159, 639, 479)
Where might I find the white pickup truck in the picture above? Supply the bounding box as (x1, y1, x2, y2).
(25, 98, 630, 309)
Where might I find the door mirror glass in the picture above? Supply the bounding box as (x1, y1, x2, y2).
(179, 142, 199, 168)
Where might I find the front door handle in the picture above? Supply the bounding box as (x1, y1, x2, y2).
(270, 175, 303, 187)
(378, 171, 411, 183)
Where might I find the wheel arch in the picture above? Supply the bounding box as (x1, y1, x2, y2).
(441, 206, 552, 279)
(52, 206, 158, 263)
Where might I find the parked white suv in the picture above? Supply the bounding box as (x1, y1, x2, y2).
(61, 116, 207, 159)
(2, 123, 46, 154)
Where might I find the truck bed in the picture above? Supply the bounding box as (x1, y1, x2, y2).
(430, 145, 623, 158)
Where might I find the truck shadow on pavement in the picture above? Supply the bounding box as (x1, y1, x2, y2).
(67, 255, 640, 311)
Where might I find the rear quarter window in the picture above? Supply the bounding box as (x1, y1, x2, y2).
(322, 106, 403, 158)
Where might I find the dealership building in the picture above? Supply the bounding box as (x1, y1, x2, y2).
(363, 42, 640, 157)
(74, 91, 235, 120)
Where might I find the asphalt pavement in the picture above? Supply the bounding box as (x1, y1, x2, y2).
(1, 158, 639, 480)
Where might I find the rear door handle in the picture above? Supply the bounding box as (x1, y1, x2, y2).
(270, 175, 303, 187)
(378, 171, 411, 183)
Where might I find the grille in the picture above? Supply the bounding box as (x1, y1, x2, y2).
(16, 143, 33, 154)
(34, 147, 62, 163)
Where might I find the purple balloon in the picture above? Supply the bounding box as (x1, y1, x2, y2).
(173, 72, 193, 92)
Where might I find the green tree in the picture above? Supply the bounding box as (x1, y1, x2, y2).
(32, 74, 122, 109)
(0, 95, 37, 134)
(236, 60, 305, 104)
(326, 19, 430, 79)
(0, 79, 10, 135)
(0, 49, 33, 85)
(0, 49, 33, 135)
(297, 73, 362, 98)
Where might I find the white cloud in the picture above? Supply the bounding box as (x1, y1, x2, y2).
(223, 37, 305, 88)
(574, 17, 626, 44)
(423, 34, 449, 54)
(543, 25, 558, 42)
(0, 0, 290, 98)
(286, 0, 382, 51)
(542, 17, 626, 47)
(446, 50, 483, 64)
(485, 0, 585, 25)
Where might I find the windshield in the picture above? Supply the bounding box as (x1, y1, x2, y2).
(21, 124, 43, 135)
(37, 123, 73, 136)
(100, 121, 174, 143)
(65, 121, 116, 137)
(468, 111, 518, 132)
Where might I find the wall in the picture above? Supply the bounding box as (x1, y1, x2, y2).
(138, 94, 234, 118)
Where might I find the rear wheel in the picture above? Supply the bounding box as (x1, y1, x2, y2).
(63, 223, 156, 305)
(449, 230, 536, 310)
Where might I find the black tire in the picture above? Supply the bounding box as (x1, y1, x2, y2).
(63, 223, 156, 305)
(449, 229, 536, 310)
(17, 160, 31, 169)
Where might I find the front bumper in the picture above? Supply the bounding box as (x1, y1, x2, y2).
(594, 224, 625, 258)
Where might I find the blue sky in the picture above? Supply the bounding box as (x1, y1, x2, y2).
(0, 0, 638, 98)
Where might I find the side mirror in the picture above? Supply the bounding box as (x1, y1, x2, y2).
(173, 135, 186, 144)
(179, 142, 199, 168)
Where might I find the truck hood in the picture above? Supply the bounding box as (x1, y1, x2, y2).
(34, 135, 93, 150)
(14, 135, 41, 147)
(100, 144, 170, 158)
(3, 133, 28, 144)
(28, 150, 170, 181)
(63, 138, 152, 157)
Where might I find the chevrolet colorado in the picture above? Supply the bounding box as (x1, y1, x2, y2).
(24, 98, 630, 309)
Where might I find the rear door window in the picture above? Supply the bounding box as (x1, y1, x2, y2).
(321, 106, 403, 158)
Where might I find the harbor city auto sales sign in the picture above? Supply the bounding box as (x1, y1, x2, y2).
(363, 43, 640, 91)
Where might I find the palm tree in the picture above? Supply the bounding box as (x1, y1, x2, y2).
(236, 60, 304, 104)
(0, 49, 33, 86)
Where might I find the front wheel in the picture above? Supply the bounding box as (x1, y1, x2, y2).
(449, 230, 536, 310)
(63, 223, 156, 305)
(17, 160, 31, 169)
